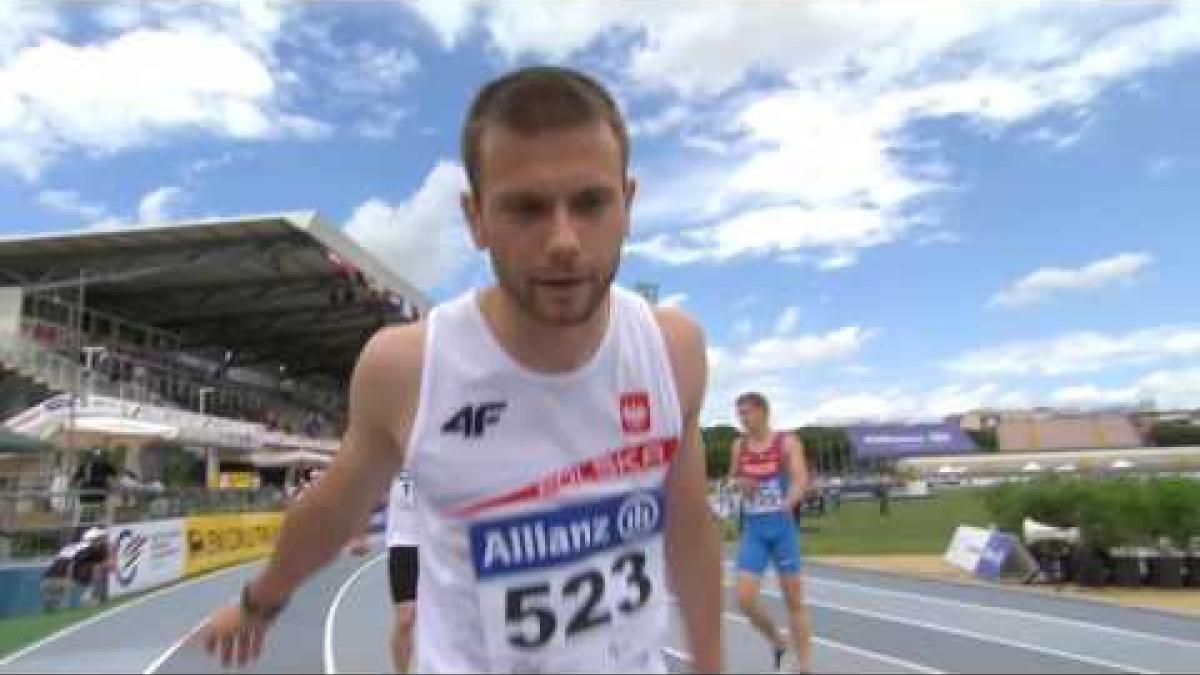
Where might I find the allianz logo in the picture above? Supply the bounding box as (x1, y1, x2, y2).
(480, 492, 661, 570)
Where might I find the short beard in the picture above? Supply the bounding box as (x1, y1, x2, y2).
(491, 255, 620, 328)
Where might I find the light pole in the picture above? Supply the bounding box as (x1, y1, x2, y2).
(81, 346, 106, 403)
(198, 386, 215, 417)
(198, 386, 216, 489)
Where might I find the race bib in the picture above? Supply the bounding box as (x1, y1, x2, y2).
(745, 478, 785, 514)
(396, 473, 415, 504)
(468, 489, 667, 673)
(393, 473, 415, 508)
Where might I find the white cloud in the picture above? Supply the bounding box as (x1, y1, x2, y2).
(945, 326, 1200, 377)
(630, 105, 689, 137)
(1051, 368, 1200, 410)
(740, 327, 870, 373)
(0, 2, 327, 179)
(36, 189, 106, 220)
(343, 160, 473, 291)
(1133, 368, 1200, 410)
(744, 382, 1030, 428)
(87, 217, 128, 232)
(990, 252, 1155, 307)
(628, 202, 914, 267)
(182, 151, 240, 179)
(406, 0, 483, 51)
(774, 306, 801, 335)
(356, 106, 413, 140)
(331, 44, 419, 97)
(679, 135, 732, 156)
(658, 292, 688, 308)
(703, 375, 1033, 428)
(0, 2, 60, 58)
(703, 325, 873, 424)
(411, 2, 1200, 268)
(137, 186, 184, 224)
(1050, 384, 1139, 408)
(915, 230, 965, 247)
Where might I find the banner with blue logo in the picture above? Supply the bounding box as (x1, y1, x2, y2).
(470, 489, 665, 581)
(944, 525, 1016, 580)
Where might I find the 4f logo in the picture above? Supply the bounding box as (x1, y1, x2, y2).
(442, 402, 507, 438)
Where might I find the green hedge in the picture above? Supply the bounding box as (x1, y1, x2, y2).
(983, 476, 1200, 550)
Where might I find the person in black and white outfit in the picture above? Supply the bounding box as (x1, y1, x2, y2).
(385, 471, 418, 673)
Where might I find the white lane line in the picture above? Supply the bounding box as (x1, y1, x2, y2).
(785, 592, 1159, 674)
(667, 597, 942, 674)
(722, 610, 943, 674)
(0, 561, 257, 668)
(323, 551, 388, 675)
(808, 576, 1200, 651)
(815, 636, 944, 674)
(142, 593, 237, 674)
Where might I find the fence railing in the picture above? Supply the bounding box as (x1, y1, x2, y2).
(0, 486, 287, 561)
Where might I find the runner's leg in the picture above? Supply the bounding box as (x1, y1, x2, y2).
(736, 529, 786, 659)
(392, 601, 416, 674)
(775, 520, 812, 673)
(387, 546, 418, 673)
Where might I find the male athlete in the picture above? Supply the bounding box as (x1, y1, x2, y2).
(385, 471, 418, 673)
(196, 65, 722, 673)
(729, 392, 813, 673)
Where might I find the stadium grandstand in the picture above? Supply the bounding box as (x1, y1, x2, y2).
(0, 212, 428, 564)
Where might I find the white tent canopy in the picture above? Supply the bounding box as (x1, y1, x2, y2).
(245, 450, 333, 467)
(67, 416, 178, 439)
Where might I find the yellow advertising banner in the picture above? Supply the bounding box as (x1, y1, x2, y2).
(184, 512, 283, 577)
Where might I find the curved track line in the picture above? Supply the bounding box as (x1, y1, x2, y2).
(322, 551, 387, 675)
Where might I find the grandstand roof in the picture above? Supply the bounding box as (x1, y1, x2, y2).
(0, 212, 431, 382)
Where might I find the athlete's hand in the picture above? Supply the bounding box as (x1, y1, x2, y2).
(735, 477, 757, 496)
(785, 487, 806, 512)
(196, 603, 270, 669)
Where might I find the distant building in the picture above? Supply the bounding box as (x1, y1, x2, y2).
(959, 409, 1003, 431)
(996, 412, 1142, 451)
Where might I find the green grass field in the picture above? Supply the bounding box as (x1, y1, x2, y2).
(799, 489, 992, 556)
(0, 603, 107, 658)
(0, 593, 144, 659)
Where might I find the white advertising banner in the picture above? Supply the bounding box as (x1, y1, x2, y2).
(944, 524, 992, 573)
(108, 518, 186, 598)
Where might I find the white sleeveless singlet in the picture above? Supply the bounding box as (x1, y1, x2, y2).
(406, 286, 683, 673)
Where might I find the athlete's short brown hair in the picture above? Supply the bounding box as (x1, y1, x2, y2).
(736, 392, 770, 413)
(462, 65, 629, 194)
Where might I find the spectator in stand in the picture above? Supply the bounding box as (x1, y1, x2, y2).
(72, 449, 117, 524)
(303, 412, 322, 438)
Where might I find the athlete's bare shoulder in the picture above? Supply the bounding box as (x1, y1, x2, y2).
(652, 306, 707, 418)
(358, 320, 427, 377)
(346, 320, 427, 452)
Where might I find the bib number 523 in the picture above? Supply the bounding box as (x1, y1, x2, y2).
(505, 551, 652, 650)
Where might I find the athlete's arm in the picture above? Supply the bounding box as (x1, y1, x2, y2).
(727, 437, 740, 482)
(657, 308, 723, 672)
(725, 437, 739, 497)
(197, 324, 423, 668)
(784, 432, 810, 510)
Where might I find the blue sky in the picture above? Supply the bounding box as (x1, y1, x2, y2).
(1, 1, 1198, 426)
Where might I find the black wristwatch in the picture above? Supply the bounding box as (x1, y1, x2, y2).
(240, 583, 288, 624)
